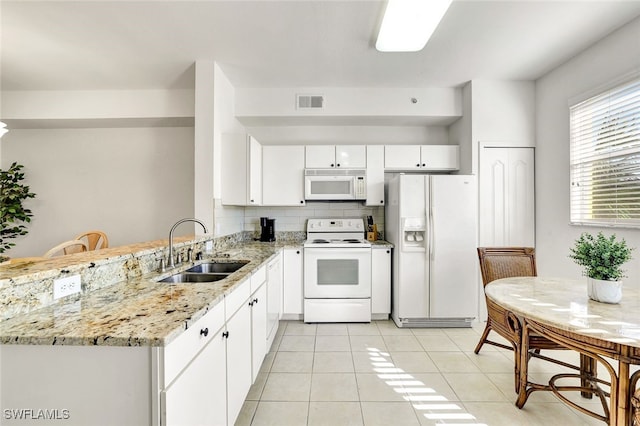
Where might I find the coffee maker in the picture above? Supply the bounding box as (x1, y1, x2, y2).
(260, 217, 276, 242)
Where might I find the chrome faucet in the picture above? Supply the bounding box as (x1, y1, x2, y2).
(168, 218, 209, 268)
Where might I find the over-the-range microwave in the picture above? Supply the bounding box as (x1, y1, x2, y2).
(304, 169, 366, 200)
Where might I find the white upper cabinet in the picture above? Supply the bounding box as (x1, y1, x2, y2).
(262, 146, 306, 206)
(421, 145, 459, 171)
(365, 145, 385, 206)
(384, 145, 459, 171)
(248, 136, 262, 205)
(222, 133, 262, 206)
(385, 145, 421, 170)
(305, 145, 366, 169)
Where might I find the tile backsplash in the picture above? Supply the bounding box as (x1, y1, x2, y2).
(213, 199, 385, 239)
(244, 201, 384, 236)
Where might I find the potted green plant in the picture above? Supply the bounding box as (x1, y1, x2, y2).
(0, 162, 36, 262)
(569, 231, 633, 303)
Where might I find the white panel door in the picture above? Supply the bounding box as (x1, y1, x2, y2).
(479, 147, 535, 247)
(429, 175, 478, 318)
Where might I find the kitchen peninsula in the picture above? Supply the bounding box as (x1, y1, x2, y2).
(0, 234, 295, 426)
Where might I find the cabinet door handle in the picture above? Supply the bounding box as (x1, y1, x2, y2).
(386, 250, 390, 254)
(248, 300, 254, 306)
(300, 200, 304, 204)
(422, 163, 426, 167)
(200, 327, 209, 337)
(254, 298, 259, 304)
(416, 163, 420, 167)
(330, 163, 335, 167)
(336, 163, 340, 167)
(296, 250, 300, 254)
(380, 200, 384, 204)
(222, 331, 229, 339)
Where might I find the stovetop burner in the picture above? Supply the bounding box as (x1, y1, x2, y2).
(304, 218, 371, 248)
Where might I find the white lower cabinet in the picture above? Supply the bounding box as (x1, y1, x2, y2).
(163, 329, 227, 426)
(371, 246, 391, 319)
(224, 278, 253, 426)
(250, 283, 268, 382)
(163, 275, 261, 426)
(266, 253, 282, 347)
(282, 247, 303, 319)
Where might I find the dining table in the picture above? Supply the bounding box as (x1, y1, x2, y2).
(485, 276, 640, 426)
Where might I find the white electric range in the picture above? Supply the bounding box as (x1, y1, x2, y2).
(303, 218, 372, 323)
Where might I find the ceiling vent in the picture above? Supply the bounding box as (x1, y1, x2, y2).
(296, 94, 324, 110)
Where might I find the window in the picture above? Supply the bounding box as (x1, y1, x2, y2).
(570, 76, 640, 227)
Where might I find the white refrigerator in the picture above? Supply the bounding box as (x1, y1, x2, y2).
(386, 174, 478, 327)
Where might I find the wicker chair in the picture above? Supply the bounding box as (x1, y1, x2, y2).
(475, 247, 576, 393)
(43, 240, 88, 257)
(74, 230, 109, 251)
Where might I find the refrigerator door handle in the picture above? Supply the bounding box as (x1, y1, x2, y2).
(428, 178, 434, 260)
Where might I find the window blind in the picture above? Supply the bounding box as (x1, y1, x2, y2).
(570, 76, 640, 227)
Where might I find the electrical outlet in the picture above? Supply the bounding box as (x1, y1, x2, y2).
(205, 241, 213, 252)
(53, 275, 81, 300)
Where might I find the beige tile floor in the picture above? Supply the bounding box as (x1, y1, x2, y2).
(235, 320, 609, 426)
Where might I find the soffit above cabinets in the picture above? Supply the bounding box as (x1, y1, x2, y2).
(234, 86, 462, 129)
(236, 115, 460, 127)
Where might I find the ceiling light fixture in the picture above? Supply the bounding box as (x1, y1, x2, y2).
(0, 122, 8, 139)
(375, 0, 452, 52)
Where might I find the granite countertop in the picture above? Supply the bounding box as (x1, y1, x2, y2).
(0, 241, 298, 348)
(370, 240, 393, 248)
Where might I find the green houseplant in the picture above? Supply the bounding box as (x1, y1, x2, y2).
(0, 162, 36, 262)
(569, 232, 633, 303)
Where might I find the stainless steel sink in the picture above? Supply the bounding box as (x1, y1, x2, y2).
(185, 262, 248, 274)
(158, 272, 228, 284)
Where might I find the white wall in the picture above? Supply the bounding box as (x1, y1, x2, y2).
(449, 82, 473, 174)
(536, 16, 640, 286)
(194, 61, 215, 233)
(211, 63, 246, 237)
(1, 127, 194, 257)
(471, 80, 536, 147)
(2, 89, 194, 120)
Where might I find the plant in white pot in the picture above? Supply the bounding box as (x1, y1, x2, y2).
(569, 232, 633, 303)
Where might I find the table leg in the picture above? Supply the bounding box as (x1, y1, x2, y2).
(617, 361, 629, 426)
(516, 321, 532, 408)
(580, 353, 596, 399)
